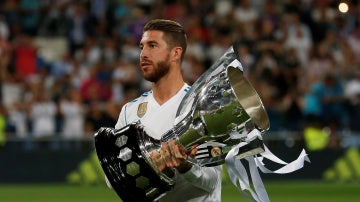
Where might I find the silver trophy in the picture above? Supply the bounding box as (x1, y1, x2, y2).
(94, 44, 270, 202)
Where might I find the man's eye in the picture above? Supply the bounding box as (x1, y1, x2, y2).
(150, 44, 156, 48)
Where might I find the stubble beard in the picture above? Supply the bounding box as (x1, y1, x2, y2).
(143, 54, 170, 83)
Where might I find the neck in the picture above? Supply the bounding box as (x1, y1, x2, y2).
(152, 71, 185, 105)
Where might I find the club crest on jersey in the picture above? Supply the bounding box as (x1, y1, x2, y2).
(137, 102, 148, 118)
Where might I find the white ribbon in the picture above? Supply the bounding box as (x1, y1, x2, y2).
(225, 142, 269, 202)
(256, 145, 310, 174)
(225, 129, 311, 202)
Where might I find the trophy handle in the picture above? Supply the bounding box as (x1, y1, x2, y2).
(227, 66, 270, 132)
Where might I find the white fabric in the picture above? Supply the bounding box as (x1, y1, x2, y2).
(225, 129, 310, 202)
(115, 84, 222, 202)
(60, 100, 84, 138)
(115, 85, 189, 139)
(31, 101, 57, 138)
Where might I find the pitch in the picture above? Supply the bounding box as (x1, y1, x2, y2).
(0, 180, 359, 202)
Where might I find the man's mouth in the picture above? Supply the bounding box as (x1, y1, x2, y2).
(141, 61, 152, 69)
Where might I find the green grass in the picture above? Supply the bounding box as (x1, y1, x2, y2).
(0, 180, 359, 202)
(222, 180, 360, 202)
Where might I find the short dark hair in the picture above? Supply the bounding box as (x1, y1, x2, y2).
(143, 19, 187, 60)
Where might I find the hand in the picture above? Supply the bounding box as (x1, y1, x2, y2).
(149, 139, 197, 173)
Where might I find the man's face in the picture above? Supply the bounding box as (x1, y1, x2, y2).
(139, 30, 171, 82)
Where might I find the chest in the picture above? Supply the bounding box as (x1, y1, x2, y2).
(126, 95, 184, 139)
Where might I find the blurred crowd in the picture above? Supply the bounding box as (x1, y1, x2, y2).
(0, 0, 360, 150)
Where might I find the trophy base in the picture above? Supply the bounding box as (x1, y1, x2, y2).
(235, 137, 264, 159)
(94, 125, 173, 202)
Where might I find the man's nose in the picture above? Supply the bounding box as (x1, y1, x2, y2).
(140, 51, 145, 59)
(140, 48, 148, 59)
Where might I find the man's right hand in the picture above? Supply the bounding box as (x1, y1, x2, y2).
(149, 139, 197, 173)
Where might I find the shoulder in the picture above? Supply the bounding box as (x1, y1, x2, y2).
(124, 90, 153, 109)
(117, 90, 152, 127)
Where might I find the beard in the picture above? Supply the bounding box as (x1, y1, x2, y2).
(142, 54, 170, 83)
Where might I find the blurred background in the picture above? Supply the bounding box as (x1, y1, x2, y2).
(0, 0, 360, 201)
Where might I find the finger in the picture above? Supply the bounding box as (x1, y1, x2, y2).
(171, 143, 183, 159)
(176, 146, 188, 160)
(164, 151, 174, 167)
(167, 139, 185, 159)
(150, 150, 161, 162)
(168, 144, 180, 167)
(151, 151, 166, 171)
(168, 139, 179, 158)
(161, 142, 175, 168)
(167, 140, 180, 166)
(187, 145, 198, 158)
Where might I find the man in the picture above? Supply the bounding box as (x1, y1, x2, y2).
(114, 19, 222, 201)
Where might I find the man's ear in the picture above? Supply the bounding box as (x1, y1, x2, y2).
(172, 47, 183, 62)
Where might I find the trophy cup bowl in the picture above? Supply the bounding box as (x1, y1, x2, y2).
(94, 44, 270, 201)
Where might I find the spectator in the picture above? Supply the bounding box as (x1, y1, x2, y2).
(7, 101, 27, 138)
(19, 0, 41, 36)
(12, 34, 38, 79)
(347, 26, 360, 64)
(79, 65, 105, 104)
(255, 17, 281, 57)
(29, 90, 58, 149)
(236, 43, 256, 76)
(51, 52, 74, 78)
(65, 2, 93, 55)
(84, 101, 116, 135)
(74, 36, 102, 67)
(185, 16, 208, 61)
(120, 36, 140, 63)
(206, 26, 233, 64)
(0, 14, 11, 81)
(319, 74, 348, 129)
(2, 0, 20, 36)
(284, 13, 313, 66)
(182, 55, 206, 85)
(310, 0, 337, 42)
(59, 88, 85, 139)
(305, 42, 335, 83)
(233, 0, 259, 34)
(300, 82, 323, 122)
(102, 38, 118, 64)
(89, 0, 108, 20)
(38, 0, 69, 36)
(344, 69, 360, 132)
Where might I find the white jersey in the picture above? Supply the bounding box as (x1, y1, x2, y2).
(115, 84, 190, 139)
(115, 84, 222, 202)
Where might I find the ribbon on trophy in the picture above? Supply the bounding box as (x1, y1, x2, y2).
(225, 129, 311, 202)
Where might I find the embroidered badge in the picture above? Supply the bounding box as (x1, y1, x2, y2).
(137, 102, 148, 118)
(210, 146, 222, 157)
